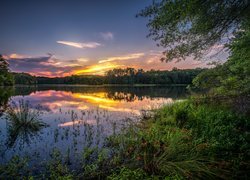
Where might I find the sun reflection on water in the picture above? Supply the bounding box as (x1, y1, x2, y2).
(0, 86, 188, 168)
(21, 90, 172, 116)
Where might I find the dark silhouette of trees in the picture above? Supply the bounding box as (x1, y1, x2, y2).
(13, 73, 37, 85)
(105, 67, 203, 85)
(0, 55, 14, 86)
(12, 68, 203, 85)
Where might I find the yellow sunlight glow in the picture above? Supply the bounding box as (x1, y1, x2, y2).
(74, 63, 122, 75)
(73, 93, 116, 105)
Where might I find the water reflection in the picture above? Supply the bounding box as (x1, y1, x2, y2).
(0, 87, 14, 117)
(13, 85, 189, 99)
(6, 120, 44, 149)
(0, 85, 188, 166)
(10, 86, 188, 113)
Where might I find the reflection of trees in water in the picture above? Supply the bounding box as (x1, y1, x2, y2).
(106, 86, 189, 101)
(107, 92, 138, 102)
(0, 87, 14, 117)
(13, 85, 189, 102)
(6, 122, 44, 148)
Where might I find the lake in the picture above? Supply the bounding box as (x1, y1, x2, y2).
(0, 85, 189, 171)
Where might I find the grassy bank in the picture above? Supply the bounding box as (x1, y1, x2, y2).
(0, 98, 249, 179)
(106, 99, 249, 179)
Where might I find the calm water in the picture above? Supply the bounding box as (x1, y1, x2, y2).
(0, 85, 189, 170)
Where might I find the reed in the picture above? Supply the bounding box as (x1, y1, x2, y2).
(5, 100, 47, 147)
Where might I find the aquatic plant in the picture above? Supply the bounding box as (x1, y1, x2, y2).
(107, 167, 148, 180)
(47, 148, 73, 179)
(5, 100, 47, 147)
(0, 156, 29, 178)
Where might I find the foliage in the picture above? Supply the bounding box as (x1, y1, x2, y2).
(106, 100, 250, 179)
(6, 100, 46, 129)
(0, 156, 30, 178)
(137, 0, 250, 62)
(193, 21, 250, 95)
(0, 55, 14, 86)
(46, 149, 73, 179)
(138, 0, 250, 97)
(105, 67, 203, 85)
(13, 72, 37, 85)
(107, 167, 148, 180)
(0, 55, 9, 73)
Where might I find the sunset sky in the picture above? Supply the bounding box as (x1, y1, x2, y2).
(0, 0, 227, 77)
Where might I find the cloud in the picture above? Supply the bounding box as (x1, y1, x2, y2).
(77, 58, 89, 63)
(4, 53, 30, 59)
(98, 53, 144, 64)
(7, 55, 84, 77)
(57, 41, 101, 49)
(5, 49, 215, 78)
(113, 51, 209, 71)
(6, 53, 124, 77)
(100, 32, 114, 40)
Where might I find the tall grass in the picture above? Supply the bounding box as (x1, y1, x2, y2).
(106, 100, 249, 179)
(5, 100, 47, 147)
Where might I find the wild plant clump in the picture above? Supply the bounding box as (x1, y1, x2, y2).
(106, 100, 250, 179)
(6, 99, 46, 130)
(5, 100, 47, 147)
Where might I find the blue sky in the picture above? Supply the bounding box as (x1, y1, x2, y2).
(0, 0, 213, 77)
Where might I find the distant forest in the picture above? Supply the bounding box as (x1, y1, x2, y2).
(13, 67, 204, 85)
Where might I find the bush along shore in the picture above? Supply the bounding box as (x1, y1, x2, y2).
(0, 97, 249, 179)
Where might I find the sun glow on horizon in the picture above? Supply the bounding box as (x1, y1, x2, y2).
(74, 63, 123, 75)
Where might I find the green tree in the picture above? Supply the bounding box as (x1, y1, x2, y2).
(138, 0, 249, 62)
(138, 0, 250, 95)
(13, 72, 37, 85)
(0, 55, 9, 73)
(0, 55, 14, 86)
(193, 21, 250, 95)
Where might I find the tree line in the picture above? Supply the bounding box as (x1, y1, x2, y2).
(12, 67, 204, 85)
